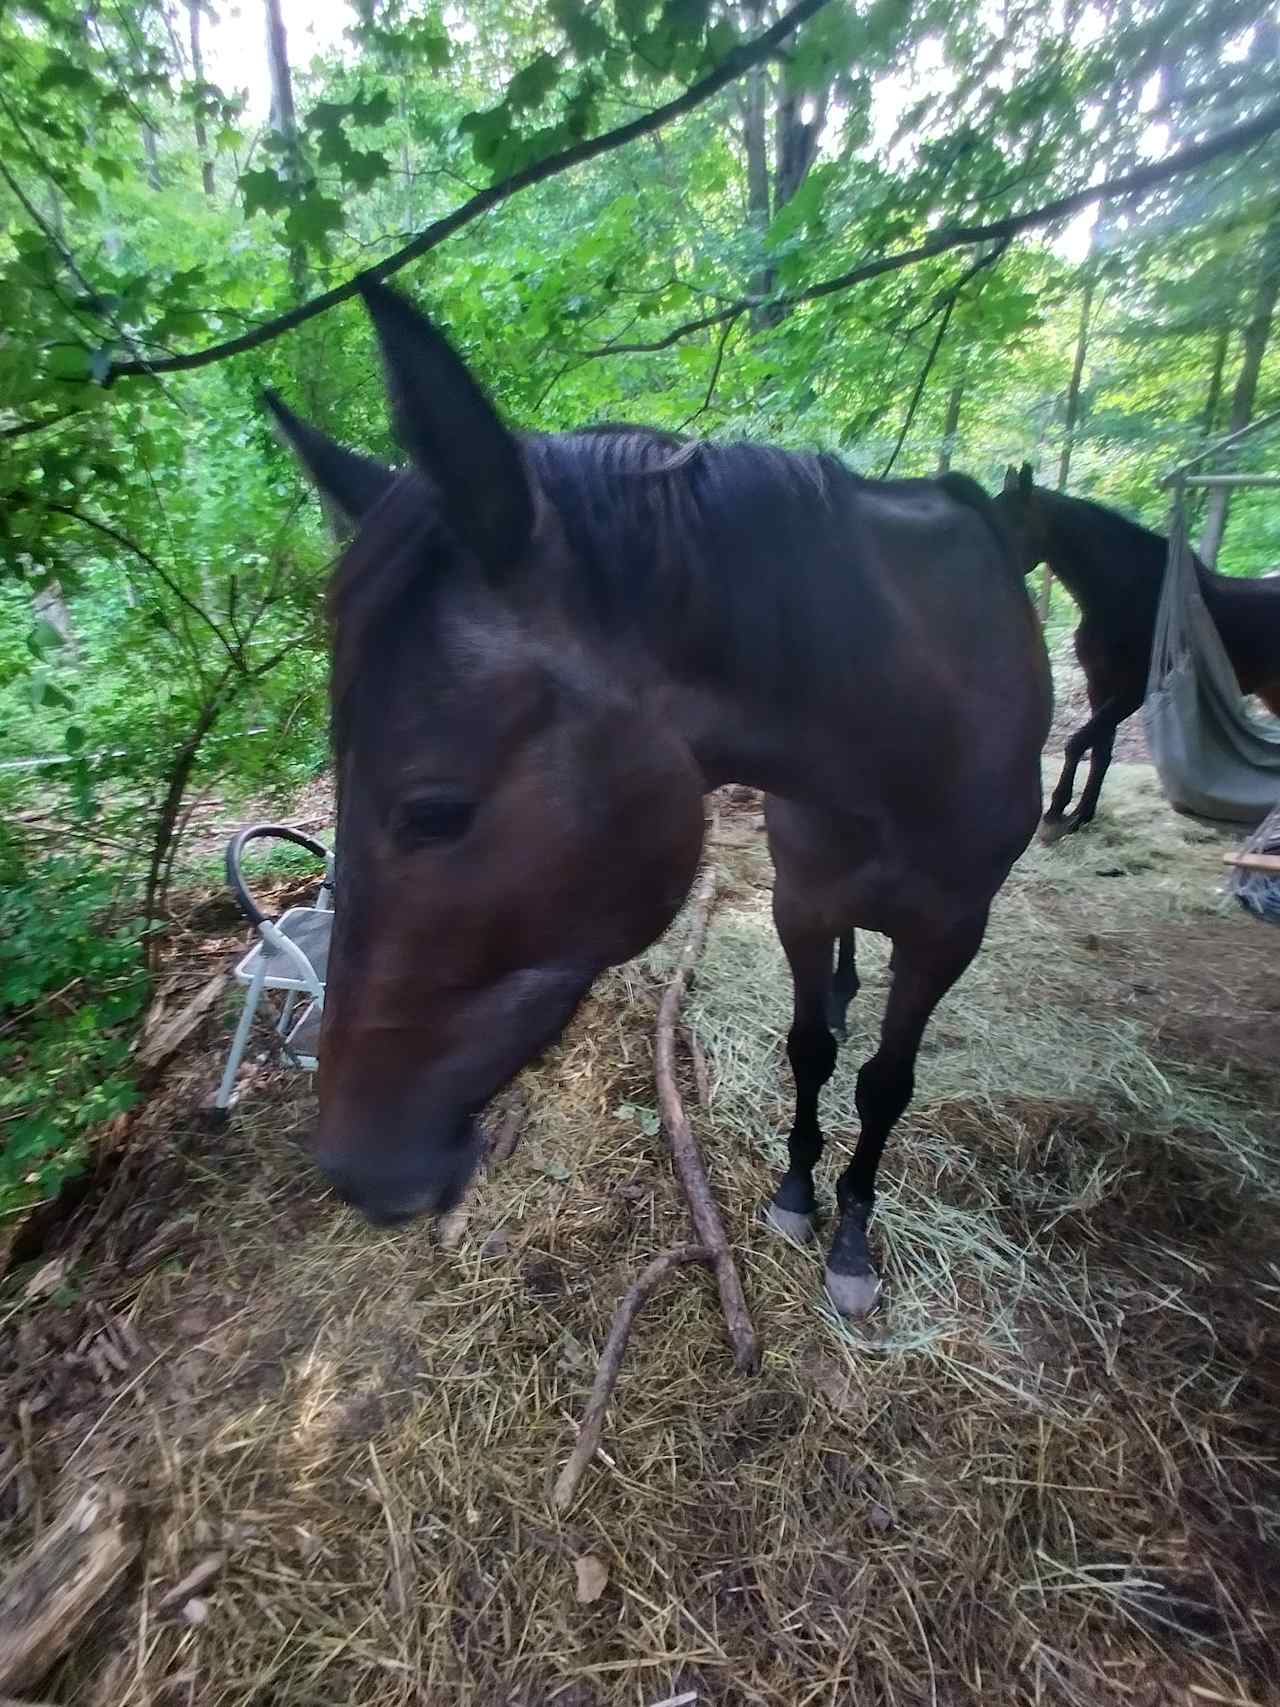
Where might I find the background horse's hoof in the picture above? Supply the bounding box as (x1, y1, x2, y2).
(763, 1202, 817, 1243)
(824, 1266, 881, 1317)
(1039, 815, 1076, 846)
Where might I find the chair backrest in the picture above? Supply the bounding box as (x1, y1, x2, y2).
(226, 824, 333, 928)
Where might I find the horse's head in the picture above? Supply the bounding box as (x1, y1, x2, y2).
(268, 283, 705, 1224)
(996, 462, 1051, 574)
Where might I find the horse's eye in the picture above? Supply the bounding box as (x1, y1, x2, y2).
(395, 798, 475, 848)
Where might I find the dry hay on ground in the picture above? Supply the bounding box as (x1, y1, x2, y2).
(3, 762, 1279, 1707)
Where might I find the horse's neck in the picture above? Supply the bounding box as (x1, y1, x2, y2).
(653, 669, 816, 797)
(1042, 498, 1160, 618)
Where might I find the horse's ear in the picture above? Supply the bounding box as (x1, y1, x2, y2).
(1002, 464, 1020, 494)
(359, 278, 533, 572)
(262, 388, 395, 536)
(1019, 462, 1034, 495)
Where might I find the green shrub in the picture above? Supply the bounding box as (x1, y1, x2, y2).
(0, 838, 147, 1218)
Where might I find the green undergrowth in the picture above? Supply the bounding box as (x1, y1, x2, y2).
(0, 838, 147, 1224)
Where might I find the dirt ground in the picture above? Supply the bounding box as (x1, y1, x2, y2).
(2, 755, 1278, 1707)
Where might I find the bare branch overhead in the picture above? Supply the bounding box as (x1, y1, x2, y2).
(580, 103, 1280, 358)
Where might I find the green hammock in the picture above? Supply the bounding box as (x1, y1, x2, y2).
(1143, 497, 1280, 827)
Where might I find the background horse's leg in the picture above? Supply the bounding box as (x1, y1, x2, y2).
(1043, 691, 1140, 839)
(1044, 726, 1090, 824)
(828, 932, 859, 1040)
(825, 908, 988, 1316)
(764, 888, 839, 1244)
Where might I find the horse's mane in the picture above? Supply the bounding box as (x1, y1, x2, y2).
(1039, 488, 1171, 576)
(329, 431, 840, 676)
(328, 429, 977, 734)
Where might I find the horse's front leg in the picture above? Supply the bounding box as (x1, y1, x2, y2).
(764, 892, 841, 1244)
(826, 910, 988, 1316)
(1044, 726, 1090, 827)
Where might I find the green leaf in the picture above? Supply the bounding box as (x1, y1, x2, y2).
(284, 191, 345, 249)
(305, 98, 351, 133)
(350, 88, 393, 128)
(37, 52, 95, 93)
(239, 166, 290, 218)
(45, 345, 92, 382)
(553, 0, 612, 59)
(459, 105, 512, 167)
(506, 52, 560, 112)
(616, 0, 659, 45)
(343, 148, 390, 190)
(152, 308, 208, 340)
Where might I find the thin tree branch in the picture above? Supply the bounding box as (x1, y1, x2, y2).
(42, 503, 236, 661)
(553, 1244, 711, 1510)
(653, 848, 757, 1374)
(0, 410, 79, 442)
(101, 0, 832, 383)
(879, 239, 1009, 476)
(880, 298, 956, 478)
(581, 101, 1280, 357)
(679, 311, 741, 429)
(0, 154, 100, 307)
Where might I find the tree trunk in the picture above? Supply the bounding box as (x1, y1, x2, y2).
(935, 369, 965, 475)
(1038, 274, 1095, 619)
(141, 122, 161, 190)
(741, 61, 772, 329)
(1056, 276, 1094, 492)
(737, 0, 828, 333)
(188, 0, 216, 196)
(774, 84, 825, 208)
(1199, 202, 1280, 568)
(264, 0, 307, 301)
(264, 0, 298, 142)
(1200, 322, 1230, 439)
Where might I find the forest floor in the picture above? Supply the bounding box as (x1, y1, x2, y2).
(4, 739, 1280, 1706)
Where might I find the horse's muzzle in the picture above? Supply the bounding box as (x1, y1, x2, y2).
(313, 1115, 483, 1226)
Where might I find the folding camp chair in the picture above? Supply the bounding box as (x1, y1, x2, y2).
(215, 825, 334, 1112)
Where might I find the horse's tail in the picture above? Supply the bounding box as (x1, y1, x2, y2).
(937, 471, 1022, 581)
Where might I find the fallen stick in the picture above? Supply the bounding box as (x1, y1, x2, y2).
(554, 834, 759, 1507)
(678, 1024, 711, 1108)
(553, 1244, 709, 1510)
(0, 1482, 137, 1693)
(158, 1552, 225, 1612)
(654, 858, 758, 1375)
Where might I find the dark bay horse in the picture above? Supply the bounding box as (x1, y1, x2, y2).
(996, 464, 1280, 838)
(266, 282, 1050, 1317)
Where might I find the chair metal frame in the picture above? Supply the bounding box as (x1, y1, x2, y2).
(215, 825, 334, 1112)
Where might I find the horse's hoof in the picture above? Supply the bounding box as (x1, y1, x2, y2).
(824, 1266, 882, 1318)
(763, 1202, 817, 1244)
(1039, 815, 1074, 846)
